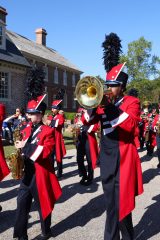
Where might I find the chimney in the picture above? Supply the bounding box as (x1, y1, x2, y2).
(35, 28, 47, 46)
(0, 6, 7, 24)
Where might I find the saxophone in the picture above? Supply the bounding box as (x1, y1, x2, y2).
(7, 127, 24, 179)
(145, 118, 152, 142)
(72, 115, 82, 145)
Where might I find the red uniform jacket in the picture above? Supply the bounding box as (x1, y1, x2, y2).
(87, 123, 99, 169)
(22, 123, 62, 219)
(48, 113, 66, 162)
(134, 127, 140, 148)
(0, 137, 10, 181)
(75, 116, 99, 169)
(152, 114, 159, 131)
(82, 95, 143, 221)
(144, 115, 156, 147)
(0, 105, 10, 181)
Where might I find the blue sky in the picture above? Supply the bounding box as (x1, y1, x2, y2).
(1, 0, 160, 79)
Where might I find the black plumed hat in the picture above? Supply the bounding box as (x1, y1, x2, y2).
(102, 32, 128, 88)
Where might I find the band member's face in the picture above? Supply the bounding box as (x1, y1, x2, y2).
(27, 113, 42, 123)
(108, 85, 122, 97)
(15, 108, 21, 116)
(52, 108, 58, 115)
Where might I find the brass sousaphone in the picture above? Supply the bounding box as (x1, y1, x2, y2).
(75, 76, 104, 109)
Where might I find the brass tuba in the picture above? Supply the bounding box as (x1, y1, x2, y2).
(75, 76, 104, 109)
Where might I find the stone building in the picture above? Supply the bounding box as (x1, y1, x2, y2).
(0, 6, 82, 114)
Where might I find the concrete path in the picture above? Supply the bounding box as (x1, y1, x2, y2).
(0, 148, 160, 240)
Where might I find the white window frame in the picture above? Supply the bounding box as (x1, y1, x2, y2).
(53, 94, 56, 100)
(72, 73, 76, 87)
(0, 26, 3, 45)
(0, 23, 6, 50)
(44, 86, 48, 107)
(72, 97, 76, 109)
(0, 71, 11, 101)
(63, 94, 67, 108)
(63, 70, 67, 86)
(43, 64, 48, 82)
(54, 67, 58, 84)
(31, 59, 36, 68)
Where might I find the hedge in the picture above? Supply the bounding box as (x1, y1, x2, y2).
(45, 110, 76, 121)
(64, 112, 76, 121)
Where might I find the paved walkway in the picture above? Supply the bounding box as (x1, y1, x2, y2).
(0, 148, 160, 240)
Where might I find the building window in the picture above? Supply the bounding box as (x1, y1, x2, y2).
(44, 86, 48, 107)
(54, 67, 58, 84)
(31, 59, 36, 68)
(63, 94, 67, 108)
(72, 97, 76, 109)
(72, 73, 76, 87)
(53, 94, 56, 101)
(0, 72, 10, 99)
(43, 65, 48, 82)
(0, 26, 3, 45)
(63, 70, 67, 86)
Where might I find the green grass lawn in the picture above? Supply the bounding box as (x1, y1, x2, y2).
(63, 131, 76, 150)
(4, 131, 75, 158)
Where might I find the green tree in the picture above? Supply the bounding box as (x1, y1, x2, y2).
(121, 37, 160, 81)
(127, 78, 160, 103)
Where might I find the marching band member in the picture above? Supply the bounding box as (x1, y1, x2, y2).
(47, 90, 66, 178)
(144, 112, 156, 156)
(127, 88, 140, 149)
(151, 106, 157, 118)
(152, 107, 160, 167)
(138, 111, 146, 150)
(81, 33, 143, 240)
(0, 103, 10, 212)
(74, 107, 99, 185)
(13, 95, 62, 240)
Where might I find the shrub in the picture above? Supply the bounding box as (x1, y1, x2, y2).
(64, 112, 76, 121)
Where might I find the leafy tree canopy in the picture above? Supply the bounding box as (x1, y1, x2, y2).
(120, 37, 160, 81)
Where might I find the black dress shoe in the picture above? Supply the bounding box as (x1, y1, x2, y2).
(36, 231, 52, 240)
(57, 172, 62, 179)
(79, 176, 87, 185)
(85, 178, 93, 186)
(0, 205, 2, 212)
(157, 163, 160, 168)
(18, 236, 28, 240)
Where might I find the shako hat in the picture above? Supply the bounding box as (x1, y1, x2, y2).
(26, 94, 47, 114)
(102, 32, 128, 88)
(52, 88, 65, 110)
(51, 99, 62, 110)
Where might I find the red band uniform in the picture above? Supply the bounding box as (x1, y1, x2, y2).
(144, 113, 156, 155)
(152, 113, 160, 167)
(82, 64, 143, 240)
(0, 104, 10, 212)
(138, 112, 146, 149)
(74, 108, 99, 185)
(0, 104, 10, 182)
(48, 99, 66, 178)
(13, 95, 62, 240)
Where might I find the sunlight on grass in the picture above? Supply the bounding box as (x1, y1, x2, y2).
(4, 130, 75, 157)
